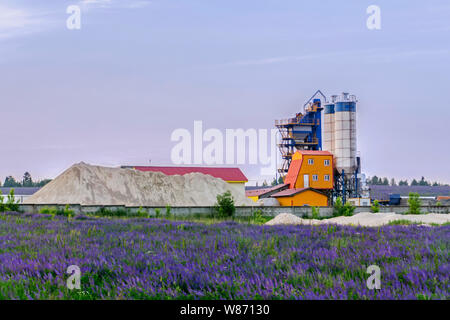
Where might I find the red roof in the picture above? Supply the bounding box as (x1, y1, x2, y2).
(297, 150, 333, 156)
(131, 166, 248, 182)
(272, 188, 325, 197)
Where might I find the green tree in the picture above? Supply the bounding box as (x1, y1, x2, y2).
(6, 189, 19, 212)
(22, 172, 33, 187)
(0, 190, 5, 212)
(390, 178, 396, 186)
(311, 206, 320, 219)
(36, 179, 52, 187)
(3, 176, 20, 188)
(432, 182, 439, 187)
(370, 200, 380, 213)
(371, 176, 379, 185)
(399, 180, 408, 186)
(382, 177, 389, 185)
(411, 179, 419, 186)
(407, 192, 421, 214)
(214, 191, 235, 218)
(419, 176, 429, 186)
(333, 197, 355, 217)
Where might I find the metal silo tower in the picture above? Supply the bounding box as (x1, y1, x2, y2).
(331, 92, 360, 203)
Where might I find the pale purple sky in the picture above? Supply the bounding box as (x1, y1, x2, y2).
(1, 0, 449, 185)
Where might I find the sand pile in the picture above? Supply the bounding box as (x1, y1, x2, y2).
(25, 162, 255, 206)
(266, 212, 450, 227)
(265, 213, 321, 226)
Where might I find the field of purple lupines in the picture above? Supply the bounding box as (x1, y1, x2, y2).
(0, 211, 448, 300)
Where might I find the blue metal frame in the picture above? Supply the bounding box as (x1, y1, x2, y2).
(276, 97, 324, 175)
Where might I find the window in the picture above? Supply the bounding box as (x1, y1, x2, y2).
(324, 174, 330, 181)
(312, 174, 318, 181)
(324, 159, 330, 166)
(308, 159, 314, 165)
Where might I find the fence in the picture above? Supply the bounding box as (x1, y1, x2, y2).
(16, 204, 449, 217)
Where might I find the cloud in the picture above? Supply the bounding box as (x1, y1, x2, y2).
(224, 48, 450, 67)
(0, 0, 152, 40)
(79, 0, 112, 7)
(0, 5, 44, 40)
(79, 0, 152, 9)
(224, 50, 367, 67)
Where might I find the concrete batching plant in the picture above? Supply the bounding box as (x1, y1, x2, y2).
(276, 90, 367, 204)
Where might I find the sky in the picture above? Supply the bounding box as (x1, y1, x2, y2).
(0, 0, 449, 185)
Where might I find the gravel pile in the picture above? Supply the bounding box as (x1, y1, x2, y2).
(266, 212, 450, 227)
(25, 162, 254, 206)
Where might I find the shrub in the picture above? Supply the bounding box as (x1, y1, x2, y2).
(0, 190, 5, 212)
(137, 207, 149, 218)
(155, 208, 161, 218)
(387, 219, 420, 226)
(333, 197, 355, 217)
(39, 206, 58, 215)
(62, 204, 74, 217)
(214, 191, 235, 219)
(343, 202, 355, 216)
(311, 206, 320, 219)
(407, 192, 421, 214)
(333, 197, 343, 216)
(251, 209, 266, 224)
(435, 201, 442, 207)
(165, 205, 172, 219)
(6, 189, 19, 212)
(371, 200, 380, 213)
(95, 207, 129, 217)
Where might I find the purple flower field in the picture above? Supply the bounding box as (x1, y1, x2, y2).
(0, 211, 448, 300)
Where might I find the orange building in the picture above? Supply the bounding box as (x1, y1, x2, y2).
(284, 150, 334, 190)
(272, 188, 328, 207)
(269, 150, 334, 207)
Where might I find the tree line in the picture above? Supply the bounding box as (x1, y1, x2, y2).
(0, 172, 52, 188)
(367, 176, 447, 187)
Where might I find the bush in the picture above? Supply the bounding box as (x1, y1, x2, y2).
(39, 206, 58, 215)
(311, 206, 320, 219)
(333, 197, 355, 217)
(407, 192, 421, 214)
(251, 209, 266, 224)
(343, 202, 355, 216)
(4, 189, 20, 212)
(165, 205, 172, 219)
(436, 201, 442, 207)
(155, 208, 161, 218)
(371, 200, 380, 213)
(137, 207, 149, 218)
(214, 191, 235, 219)
(62, 204, 74, 217)
(0, 190, 5, 212)
(95, 207, 129, 217)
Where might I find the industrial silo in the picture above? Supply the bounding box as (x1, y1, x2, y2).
(334, 92, 357, 175)
(323, 101, 335, 154)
